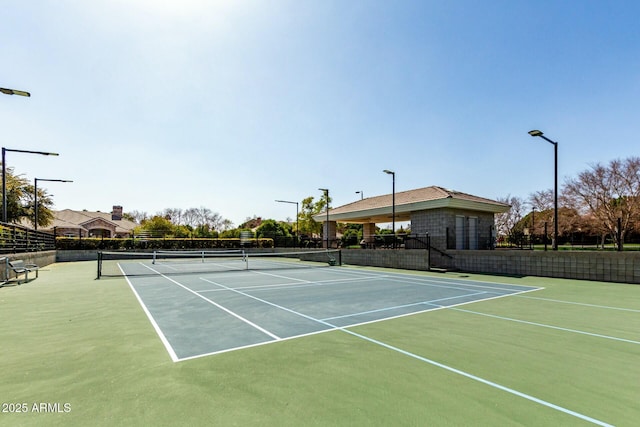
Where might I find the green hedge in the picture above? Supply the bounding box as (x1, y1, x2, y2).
(56, 237, 274, 250)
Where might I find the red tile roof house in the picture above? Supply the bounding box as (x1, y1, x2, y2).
(42, 206, 137, 238)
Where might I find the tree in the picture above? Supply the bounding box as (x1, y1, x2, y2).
(162, 208, 183, 224)
(528, 189, 554, 212)
(494, 195, 524, 244)
(219, 218, 234, 232)
(338, 223, 363, 246)
(127, 210, 149, 223)
(136, 215, 176, 237)
(27, 182, 56, 228)
(564, 157, 640, 248)
(298, 196, 327, 237)
(182, 208, 199, 228)
(0, 167, 55, 227)
(255, 219, 291, 239)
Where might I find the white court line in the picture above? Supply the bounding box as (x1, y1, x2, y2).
(139, 263, 280, 340)
(341, 329, 613, 427)
(151, 260, 246, 273)
(126, 263, 613, 424)
(302, 266, 545, 299)
(517, 295, 640, 313)
(322, 291, 488, 321)
(384, 274, 542, 294)
(120, 263, 179, 362)
(245, 266, 540, 299)
(451, 308, 640, 345)
(197, 275, 382, 293)
(200, 273, 612, 427)
(317, 265, 541, 290)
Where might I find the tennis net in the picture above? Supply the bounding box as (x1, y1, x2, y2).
(96, 249, 341, 279)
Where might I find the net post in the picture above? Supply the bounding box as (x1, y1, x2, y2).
(97, 251, 102, 279)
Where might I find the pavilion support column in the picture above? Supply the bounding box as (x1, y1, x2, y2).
(322, 221, 337, 248)
(363, 223, 376, 246)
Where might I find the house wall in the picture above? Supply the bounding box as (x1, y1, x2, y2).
(410, 208, 494, 250)
(55, 227, 87, 238)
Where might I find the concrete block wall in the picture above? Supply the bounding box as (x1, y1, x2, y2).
(437, 250, 640, 283)
(345, 249, 640, 284)
(1, 250, 57, 281)
(49, 249, 640, 284)
(342, 249, 431, 271)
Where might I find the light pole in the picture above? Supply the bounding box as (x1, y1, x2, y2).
(383, 170, 396, 248)
(528, 130, 558, 250)
(318, 188, 329, 248)
(531, 207, 536, 247)
(355, 191, 363, 200)
(1, 87, 30, 97)
(2, 148, 59, 223)
(35, 178, 73, 230)
(275, 199, 299, 245)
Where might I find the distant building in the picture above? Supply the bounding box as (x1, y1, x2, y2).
(42, 206, 137, 238)
(313, 186, 510, 250)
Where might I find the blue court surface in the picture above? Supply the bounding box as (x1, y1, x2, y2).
(122, 262, 541, 362)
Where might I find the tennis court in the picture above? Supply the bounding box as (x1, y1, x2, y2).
(2, 258, 639, 426)
(115, 252, 541, 361)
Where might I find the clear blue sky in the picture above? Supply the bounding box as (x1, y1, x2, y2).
(2, 1, 639, 226)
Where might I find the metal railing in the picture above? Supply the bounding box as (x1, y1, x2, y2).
(0, 222, 56, 253)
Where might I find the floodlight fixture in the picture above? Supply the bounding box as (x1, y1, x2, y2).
(1, 87, 31, 97)
(2, 148, 60, 222)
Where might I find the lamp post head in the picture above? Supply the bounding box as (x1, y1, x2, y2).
(528, 129, 557, 146)
(383, 169, 395, 175)
(36, 178, 73, 183)
(1, 87, 31, 97)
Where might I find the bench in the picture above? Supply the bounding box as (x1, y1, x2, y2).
(8, 260, 39, 284)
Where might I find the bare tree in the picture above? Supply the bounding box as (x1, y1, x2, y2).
(564, 157, 640, 248)
(219, 218, 234, 231)
(182, 208, 199, 228)
(127, 210, 149, 223)
(528, 189, 554, 212)
(162, 208, 183, 224)
(495, 195, 523, 244)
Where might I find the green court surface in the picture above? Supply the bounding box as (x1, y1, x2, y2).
(1, 260, 639, 426)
